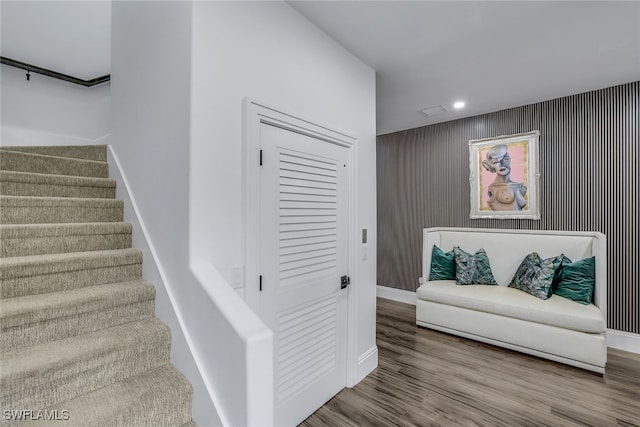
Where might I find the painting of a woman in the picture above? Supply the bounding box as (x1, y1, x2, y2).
(481, 144, 527, 211)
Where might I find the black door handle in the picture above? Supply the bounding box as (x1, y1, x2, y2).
(340, 275, 350, 289)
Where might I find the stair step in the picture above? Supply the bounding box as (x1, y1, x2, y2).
(0, 223, 132, 257)
(15, 366, 193, 427)
(0, 145, 107, 162)
(1, 280, 155, 352)
(0, 319, 172, 412)
(0, 170, 116, 198)
(0, 196, 123, 224)
(0, 144, 194, 423)
(0, 248, 142, 298)
(0, 149, 108, 178)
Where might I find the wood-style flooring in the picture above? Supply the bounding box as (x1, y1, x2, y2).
(301, 298, 640, 427)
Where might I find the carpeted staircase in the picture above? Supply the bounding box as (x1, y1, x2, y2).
(0, 145, 195, 426)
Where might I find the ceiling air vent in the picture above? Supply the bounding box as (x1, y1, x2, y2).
(420, 105, 449, 117)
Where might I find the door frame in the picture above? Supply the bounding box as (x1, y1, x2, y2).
(242, 97, 360, 389)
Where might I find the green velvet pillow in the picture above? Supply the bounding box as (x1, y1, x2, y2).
(508, 253, 563, 300)
(554, 256, 596, 305)
(429, 245, 456, 281)
(453, 247, 497, 285)
(552, 254, 573, 288)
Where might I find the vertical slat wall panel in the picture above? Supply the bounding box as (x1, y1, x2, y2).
(377, 81, 640, 334)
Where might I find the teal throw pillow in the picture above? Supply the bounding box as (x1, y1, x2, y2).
(429, 245, 456, 281)
(554, 256, 596, 305)
(508, 253, 563, 300)
(453, 247, 497, 286)
(552, 254, 573, 290)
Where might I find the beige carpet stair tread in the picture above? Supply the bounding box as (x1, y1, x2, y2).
(0, 248, 143, 299)
(0, 222, 132, 239)
(1, 318, 171, 394)
(0, 195, 123, 224)
(23, 366, 193, 427)
(0, 149, 108, 178)
(1, 284, 155, 352)
(180, 422, 197, 427)
(0, 280, 155, 329)
(0, 223, 133, 257)
(0, 170, 116, 198)
(0, 195, 123, 208)
(0, 145, 107, 162)
(0, 170, 115, 188)
(0, 248, 142, 279)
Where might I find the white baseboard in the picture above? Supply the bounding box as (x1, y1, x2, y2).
(376, 286, 639, 356)
(607, 329, 640, 354)
(377, 285, 417, 305)
(352, 345, 378, 386)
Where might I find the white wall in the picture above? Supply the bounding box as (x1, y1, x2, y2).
(110, 2, 221, 425)
(189, 1, 378, 380)
(1, 0, 111, 146)
(0, 65, 110, 146)
(112, 1, 376, 424)
(1, 1, 111, 80)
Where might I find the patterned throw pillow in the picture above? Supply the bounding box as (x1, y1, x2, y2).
(453, 247, 497, 285)
(429, 245, 456, 281)
(508, 253, 563, 300)
(554, 256, 596, 305)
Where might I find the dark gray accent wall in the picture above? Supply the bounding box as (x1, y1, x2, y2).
(377, 81, 640, 334)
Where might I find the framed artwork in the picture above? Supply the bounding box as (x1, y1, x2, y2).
(469, 131, 540, 220)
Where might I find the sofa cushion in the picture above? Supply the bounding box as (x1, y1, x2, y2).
(508, 253, 562, 300)
(453, 247, 497, 285)
(417, 280, 605, 333)
(429, 245, 456, 281)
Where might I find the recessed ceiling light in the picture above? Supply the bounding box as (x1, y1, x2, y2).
(453, 101, 465, 109)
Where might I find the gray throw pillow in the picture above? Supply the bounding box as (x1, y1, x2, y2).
(453, 247, 497, 285)
(508, 253, 563, 300)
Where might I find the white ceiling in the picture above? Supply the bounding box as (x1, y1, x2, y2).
(1, 2, 638, 135)
(1, 1, 111, 80)
(289, 1, 640, 135)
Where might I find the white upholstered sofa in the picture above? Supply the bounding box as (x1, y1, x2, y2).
(417, 227, 607, 373)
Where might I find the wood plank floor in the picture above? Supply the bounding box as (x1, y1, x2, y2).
(301, 298, 640, 427)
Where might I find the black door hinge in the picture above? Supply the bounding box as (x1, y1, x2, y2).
(340, 275, 350, 289)
(259, 149, 263, 166)
(259, 275, 263, 291)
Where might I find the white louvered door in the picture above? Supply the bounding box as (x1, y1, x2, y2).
(259, 122, 349, 427)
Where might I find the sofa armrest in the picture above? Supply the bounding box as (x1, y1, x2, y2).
(592, 232, 607, 328)
(422, 228, 443, 285)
